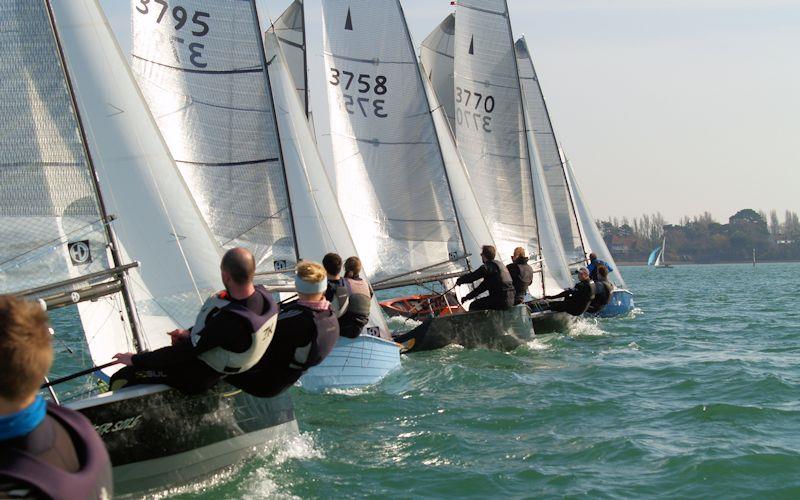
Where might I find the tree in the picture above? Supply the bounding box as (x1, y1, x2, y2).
(770, 210, 780, 237)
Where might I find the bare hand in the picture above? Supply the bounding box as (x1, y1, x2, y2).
(113, 352, 134, 367)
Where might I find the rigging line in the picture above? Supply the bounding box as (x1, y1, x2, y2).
(0, 217, 109, 269)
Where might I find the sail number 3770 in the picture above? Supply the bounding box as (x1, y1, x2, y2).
(136, 0, 210, 69)
(456, 86, 495, 133)
(329, 68, 388, 118)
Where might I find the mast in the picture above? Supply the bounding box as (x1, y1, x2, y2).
(397, 0, 470, 271)
(300, 0, 310, 118)
(43, 0, 144, 350)
(250, 0, 301, 262)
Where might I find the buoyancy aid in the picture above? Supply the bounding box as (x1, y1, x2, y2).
(327, 279, 350, 318)
(508, 258, 534, 302)
(343, 278, 372, 319)
(190, 286, 278, 374)
(588, 279, 615, 312)
(0, 403, 112, 500)
(487, 259, 515, 302)
(282, 303, 340, 371)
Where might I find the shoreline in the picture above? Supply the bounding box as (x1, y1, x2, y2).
(617, 259, 800, 266)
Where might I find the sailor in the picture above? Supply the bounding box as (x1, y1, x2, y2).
(322, 252, 350, 317)
(506, 247, 534, 305)
(541, 267, 595, 316)
(0, 296, 113, 499)
(110, 247, 278, 394)
(337, 257, 373, 338)
(587, 252, 614, 282)
(586, 265, 615, 314)
(227, 261, 340, 397)
(455, 245, 515, 311)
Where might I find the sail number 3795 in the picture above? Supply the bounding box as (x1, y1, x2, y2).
(136, 0, 210, 69)
(329, 68, 388, 118)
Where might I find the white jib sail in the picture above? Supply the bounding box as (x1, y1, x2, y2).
(132, 0, 297, 278)
(563, 158, 627, 288)
(52, 0, 223, 350)
(265, 29, 390, 339)
(420, 13, 457, 134)
(266, 0, 309, 118)
(515, 37, 584, 266)
(322, 0, 468, 285)
(453, 0, 545, 294)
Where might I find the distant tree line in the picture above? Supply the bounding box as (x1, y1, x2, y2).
(598, 209, 800, 263)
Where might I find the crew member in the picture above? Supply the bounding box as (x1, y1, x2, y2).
(506, 247, 534, 305)
(110, 247, 278, 394)
(587, 252, 614, 282)
(542, 267, 595, 316)
(586, 265, 614, 314)
(322, 252, 349, 317)
(455, 245, 515, 311)
(227, 261, 340, 397)
(0, 296, 113, 499)
(337, 256, 373, 338)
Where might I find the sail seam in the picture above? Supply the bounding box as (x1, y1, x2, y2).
(176, 158, 280, 167)
(131, 54, 263, 75)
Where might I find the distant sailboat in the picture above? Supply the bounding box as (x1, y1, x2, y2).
(1, 0, 296, 494)
(649, 236, 672, 268)
(131, 0, 400, 390)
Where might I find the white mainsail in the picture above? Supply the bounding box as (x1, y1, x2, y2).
(52, 0, 223, 350)
(322, 0, 468, 285)
(132, 0, 297, 277)
(266, 0, 309, 118)
(420, 13, 456, 133)
(515, 37, 585, 266)
(563, 157, 627, 287)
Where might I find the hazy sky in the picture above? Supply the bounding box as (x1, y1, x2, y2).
(103, 0, 799, 224)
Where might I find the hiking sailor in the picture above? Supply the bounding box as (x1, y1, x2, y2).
(227, 261, 340, 397)
(455, 245, 516, 311)
(587, 252, 614, 282)
(323, 252, 350, 317)
(336, 257, 374, 338)
(540, 267, 595, 316)
(586, 264, 614, 314)
(110, 247, 278, 394)
(506, 247, 534, 305)
(0, 296, 113, 499)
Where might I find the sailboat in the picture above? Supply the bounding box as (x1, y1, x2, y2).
(131, 0, 400, 390)
(321, 0, 533, 352)
(1, 0, 296, 495)
(649, 236, 672, 268)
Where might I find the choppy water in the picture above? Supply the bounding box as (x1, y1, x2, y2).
(50, 263, 800, 498)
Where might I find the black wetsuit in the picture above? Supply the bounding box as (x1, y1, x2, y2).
(227, 302, 340, 397)
(110, 291, 269, 395)
(587, 278, 614, 314)
(457, 259, 515, 311)
(0, 404, 112, 499)
(547, 280, 595, 316)
(506, 257, 534, 305)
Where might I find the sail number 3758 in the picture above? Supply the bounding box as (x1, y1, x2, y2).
(456, 86, 495, 132)
(329, 68, 388, 118)
(136, 0, 210, 68)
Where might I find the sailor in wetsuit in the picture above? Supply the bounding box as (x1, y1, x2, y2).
(541, 267, 595, 316)
(506, 247, 534, 305)
(323, 252, 350, 318)
(0, 296, 113, 499)
(587, 252, 614, 282)
(455, 245, 515, 311)
(226, 261, 340, 397)
(110, 247, 278, 394)
(586, 264, 615, 314)
(334, 256, 374, 338)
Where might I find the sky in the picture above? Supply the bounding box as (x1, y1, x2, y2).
(102, 0, 800, 224)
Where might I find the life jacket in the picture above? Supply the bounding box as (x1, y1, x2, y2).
(482, 259, 515, 306)
(588, 279, 615, 312)
(572, 280, 596, 315)
(190, 286, 278, 374)
(327, 278, 350, 318)
(282, 303, 340, 371)
(508, 258, 534, 301)
(0, 403, 112, 500)
(342, 277, 372, 319)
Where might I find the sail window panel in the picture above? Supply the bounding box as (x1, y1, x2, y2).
(516, 39, 584, 264)
(420, 14, 457, 132)
(323, 0, 465, 282)
(454, 0, 540, 263)
(0, 1, 110, 293)
(132, 0, 296, 272)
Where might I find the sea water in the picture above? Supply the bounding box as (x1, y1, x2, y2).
(49, 263, 800, 498)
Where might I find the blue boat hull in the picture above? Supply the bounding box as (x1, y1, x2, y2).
(298, 335, 402, 392)
(590, 289, 635, 318)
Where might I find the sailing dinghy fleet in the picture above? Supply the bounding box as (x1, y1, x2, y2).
(0, 0, 634, 494)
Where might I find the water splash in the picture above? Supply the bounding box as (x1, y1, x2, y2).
(568, 317, 607, 337)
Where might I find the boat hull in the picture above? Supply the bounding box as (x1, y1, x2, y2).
(393, 304, 533, 353)
(591, 289, 635, 318)
(530, 310, 575, 334)
(299, 335, 402, 392)
(67, 384, 296, 495)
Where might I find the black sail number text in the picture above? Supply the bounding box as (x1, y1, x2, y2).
(455, 86, 494, 132)
(329, 68, 388, 118)
(136, 0, 211, 68)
